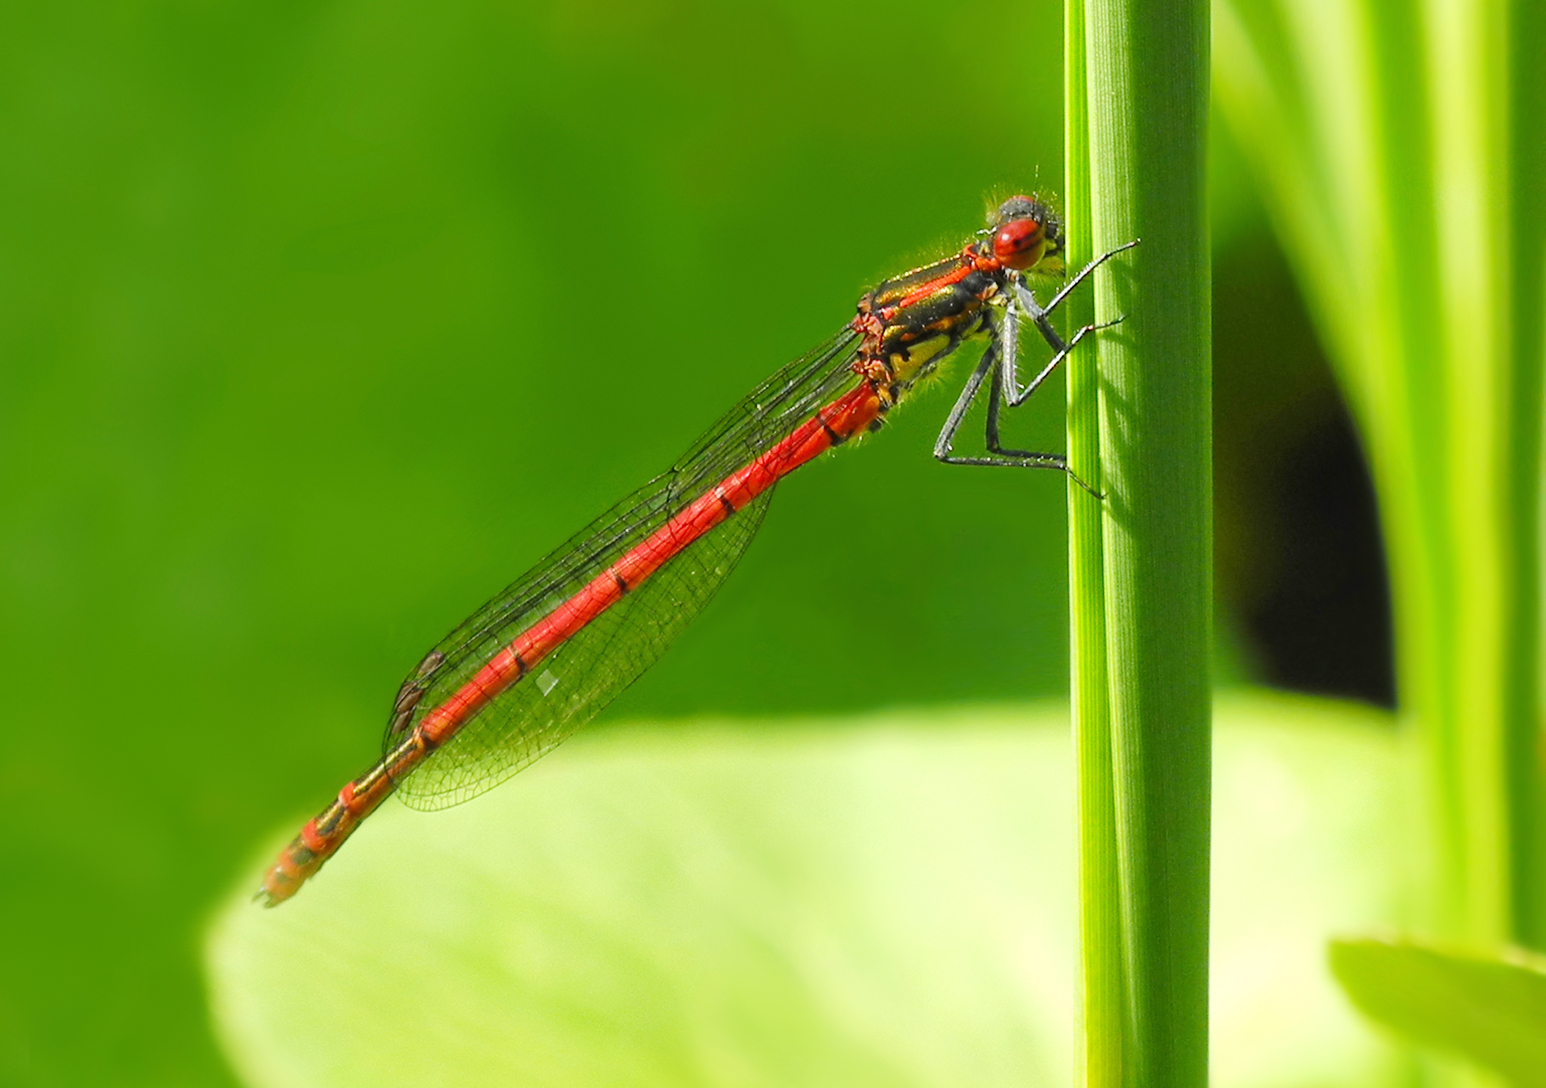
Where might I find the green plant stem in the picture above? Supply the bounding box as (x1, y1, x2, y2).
(1065, 1, 1125, 1083)
(1216, 0, 1546, 954)
(1507, 0, 1546, 950)
(1069, 0, 1212, 1081)
(1410, 0, 1517, 949)
(1434, 0, 1546, 953)
(1073, 0, 1213, 1084)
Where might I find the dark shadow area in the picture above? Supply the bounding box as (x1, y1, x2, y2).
(1213, 230, 1395, 707)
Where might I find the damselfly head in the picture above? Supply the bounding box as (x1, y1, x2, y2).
(990, 195, 1063, 273)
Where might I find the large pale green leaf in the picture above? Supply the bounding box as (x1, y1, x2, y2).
(208, 694, 1409, 1087)
(1330, 938, 1546, 1086)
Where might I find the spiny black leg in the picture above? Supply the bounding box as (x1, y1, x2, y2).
(933, 340, 998, 461)
(999, 289, 1021, 395)
(983, 361, 1102, 498)
(984, 352, 1007, 450)
(933, 240, 1138, 499)
(1011, 239, 1138, 355)
(1040, 238, 1141, 316)
(1003, 311, 1126, 409)
(933, 331, 1101, 497)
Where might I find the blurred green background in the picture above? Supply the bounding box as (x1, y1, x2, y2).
(0, 1, 1374, 1084)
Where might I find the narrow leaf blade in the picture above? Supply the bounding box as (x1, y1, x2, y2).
(1330, 938, 1546, 1086)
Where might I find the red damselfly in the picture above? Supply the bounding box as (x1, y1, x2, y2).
(259, 195, 1137, 905)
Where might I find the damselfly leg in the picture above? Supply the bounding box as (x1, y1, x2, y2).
(933, 239, 1139, 496)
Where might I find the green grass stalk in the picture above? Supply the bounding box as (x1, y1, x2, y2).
(1507, 0, 1546, 949)
(1073, 0, 1213, 1084)
(1064, 2, 1125, 1083)
(1421, 0, 1518, 949)
(1214, 0, 1544, 952)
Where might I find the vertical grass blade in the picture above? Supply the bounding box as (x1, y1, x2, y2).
(1421, 0, 1517, 949)
(1507, 0, 1546, 950)
(1065, 1, 1126, 1082)
(1214, 0, 1545, 952)
(1074, 0, 1214, 1084)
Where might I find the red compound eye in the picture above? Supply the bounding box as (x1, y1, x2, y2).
(993, 216, 1046, 270)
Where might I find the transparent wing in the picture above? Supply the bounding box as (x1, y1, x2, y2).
(387, 327, 862, 810)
